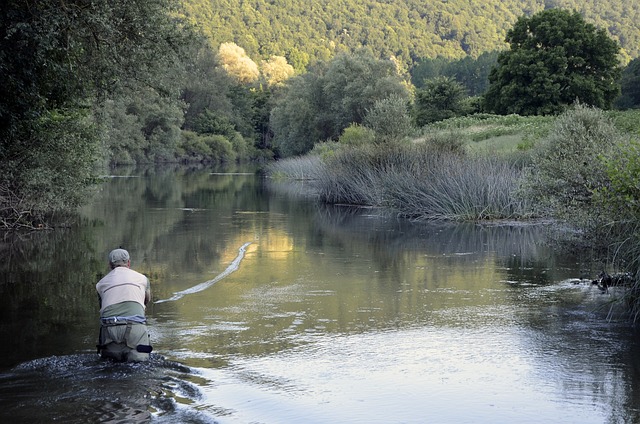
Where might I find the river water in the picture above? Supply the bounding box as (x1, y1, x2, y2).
(1, 166, 639, 423)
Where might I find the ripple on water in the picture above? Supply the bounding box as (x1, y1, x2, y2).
(0, 353, 210, 424)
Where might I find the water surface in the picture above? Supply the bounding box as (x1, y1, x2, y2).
(0, 166, 638, 423)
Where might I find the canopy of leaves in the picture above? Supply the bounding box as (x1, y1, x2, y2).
(181, 0, 640, 70)
(217, 42, 260, 84)
(484, 9, 621, 115)
(415, 77, 469, 126)
(0, 0, 192, 227)
(519, 104, 621, 222)
(411, 52, 499, 96)
(270, 52, 410, 157)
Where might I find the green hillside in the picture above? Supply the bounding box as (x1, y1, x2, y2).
(181, 0, 640, 69)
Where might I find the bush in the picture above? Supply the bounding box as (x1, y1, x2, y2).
(518, 104, 621, 223)
(414, 76, 468, 126)
(1, 110, 100, 228)
(592, 138, 640, 321)
(596, 137, 640, 220)
(420, 129, 466, 154)
(363, 95, 414, 142)
(203, 134, 236, 163)
(339, 124, 376, 146)
(178, 131, 211, 161)
(177, 131, 235, 163)
(228, 131, 253, 160)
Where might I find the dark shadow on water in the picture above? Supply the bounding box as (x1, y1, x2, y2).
(0, 354, 216, 424)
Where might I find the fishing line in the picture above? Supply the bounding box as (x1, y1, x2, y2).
(155, 242, 252, 304)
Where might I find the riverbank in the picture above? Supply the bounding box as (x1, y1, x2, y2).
(267, 107, 640, 320)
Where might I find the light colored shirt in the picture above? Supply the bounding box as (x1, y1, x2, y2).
(96, 267, 149, 316)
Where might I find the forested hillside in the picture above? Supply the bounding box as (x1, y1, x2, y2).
(181, 0, 640, 69)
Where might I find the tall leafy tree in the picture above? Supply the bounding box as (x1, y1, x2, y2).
(270, 52, 410, 157)
(484, 9, 621, 116)
(0, 0, 191, 228)
(414, 76, 468, 126)
(217, 42, 260, 84)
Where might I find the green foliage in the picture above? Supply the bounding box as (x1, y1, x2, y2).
(177, 131, 235, 163)
(0, 0, 194, 227)
(268, 72, 321, 157)
(181, 42, 237, 131)
(1, 110, 100, 228)
(518, 104, 621, 222)
(193, 110, 236, 136)
(608, 109, 640, 137)
(228, 132, 253, 161)
(203, 134, 236, 163)
(261, 55, 296, 86)
(423, 113, 554, 145)
(182, 0, 640, 70)
(419, 130, 467, 154)
(217, 42, 260, 84)
(414, 76, 470, 126)
(321, 52, 411, 137)
(363, 95, 415, 143)
(180, 39, 274, 158)
(270, 52, 410, 157)
(99, 87, 186, 165)
(411, 51, 499, 96)
(594, 138, 640, 220)
(339, 124, 376, 146)
(485, 9, 622, 116)
(614, 58, 640, 109)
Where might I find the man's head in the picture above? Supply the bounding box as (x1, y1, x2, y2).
(108, 248, 130, 268)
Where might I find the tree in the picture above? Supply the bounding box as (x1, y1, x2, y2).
(261, 56, 295, 86)
(363, 95, 414, 142)
(269, 71, 322, 156)
(0, 0, 192, 228)
(414, 76, 468, 126)
(519, 104, 620, 223)
(270, 52, 410, 157)
(410, 51, 498, 96)
(615, 58, 640, 109)
(217, 42, 260, 84)
(484, 9, 621, 116)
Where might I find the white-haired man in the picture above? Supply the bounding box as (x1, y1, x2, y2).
(96, 248, 152, 362)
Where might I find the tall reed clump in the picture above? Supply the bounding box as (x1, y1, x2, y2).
(265, 155, 325, 181)
(312, 142, 532, 220)
(382, 146, 532, 220)
(312, 144, 392, 205)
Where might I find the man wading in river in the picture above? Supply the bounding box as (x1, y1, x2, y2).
(96, 248, 152, 362)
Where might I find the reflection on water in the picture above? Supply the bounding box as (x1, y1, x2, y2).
(1, 166, 640, 423)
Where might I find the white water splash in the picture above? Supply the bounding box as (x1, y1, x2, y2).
(155, 242, 252, 304)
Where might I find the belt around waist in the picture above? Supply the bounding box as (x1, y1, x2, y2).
(100, 316, 146, 326)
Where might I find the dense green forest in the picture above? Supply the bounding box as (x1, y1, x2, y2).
(181, 0, 640, 69)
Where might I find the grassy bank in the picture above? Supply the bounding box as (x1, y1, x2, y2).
(268, 113, 549, 221)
